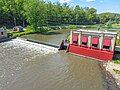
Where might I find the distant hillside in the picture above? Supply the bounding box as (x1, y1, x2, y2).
(98, 12, 120, 24)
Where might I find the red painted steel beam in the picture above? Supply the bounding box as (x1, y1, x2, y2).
(68, 44, 113, 61)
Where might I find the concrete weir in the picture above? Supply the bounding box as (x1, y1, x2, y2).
(26, 38, 59, 48)
(2, 38, 58, 55)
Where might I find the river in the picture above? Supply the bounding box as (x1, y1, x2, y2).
(0, 29, 118, 90)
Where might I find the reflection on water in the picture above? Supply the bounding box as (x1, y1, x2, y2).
(0, 29, 106, 90)
(21, 29, 70, 45)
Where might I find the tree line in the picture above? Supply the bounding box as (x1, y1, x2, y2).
(0, 0, 120, 31)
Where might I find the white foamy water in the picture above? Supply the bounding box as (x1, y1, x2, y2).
(0, 38, 58, 90)
(1, 38, 58, 55)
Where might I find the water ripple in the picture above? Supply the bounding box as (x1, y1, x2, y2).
(0, 39, 58, 90)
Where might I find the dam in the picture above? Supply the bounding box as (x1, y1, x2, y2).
(0, 31, 119, 90)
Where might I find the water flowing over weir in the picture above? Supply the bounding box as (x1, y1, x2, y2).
(0, 38, 58, 90)
(1, 38, 58, 55)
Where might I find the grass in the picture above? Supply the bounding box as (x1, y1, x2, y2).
(112, 24, 120, 28)
(12, 30, 36, 38)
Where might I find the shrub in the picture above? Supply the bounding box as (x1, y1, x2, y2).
(116, 39, 120, 46)
(49, 26, 62, 30)
(68, 25, 77, 29)
(114, 60, 120, 64)
(25, 25, 36, 32)
(37, 26, 52, 33)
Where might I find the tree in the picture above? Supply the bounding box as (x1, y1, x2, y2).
(0, 0, 26, 27)
(0, 0, 120, 30)
(85, 7, 97, 24)
(99, 12, 111, 24)
(24, 0, 46, 31)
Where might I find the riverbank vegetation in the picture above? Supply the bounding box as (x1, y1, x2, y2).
(0, 0, 120, 32)
(114, 60, 120, 64)
(7, 27, 35, 38)
(116, 39, 120, 46)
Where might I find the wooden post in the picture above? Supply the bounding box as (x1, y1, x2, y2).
(78, 31, 82, 46)
(70, 31, 73, 44)
(99, 33, 104, 50)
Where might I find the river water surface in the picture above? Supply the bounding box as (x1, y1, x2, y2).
(0, 29, 116, 90)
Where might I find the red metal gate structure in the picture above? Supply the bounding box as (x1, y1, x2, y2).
(67, 30, 117, 61)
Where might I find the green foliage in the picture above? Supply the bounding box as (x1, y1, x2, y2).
(37, 27, 52, 33)
(26, 26, 35, 32)
(99, 12, 110, 24)
(97, 24, 102, 31)
(0, 0, 120, 32)
(115, 31, 120, 46)
(112, 24, 120, 28)
(99, 12, 120, 24)
(114, 60, 120, 64)
(68, 25, 77, 29)
(49, 26, 68, 30)
(49, 26, 62, 30)
(116, 39, 120, 46)
(9, 26, 36, 38)
(0, 0, 26, 26)
(77, 25, 101, 28)
(105, 19, 112, 30)
(24, 0, 46, 31)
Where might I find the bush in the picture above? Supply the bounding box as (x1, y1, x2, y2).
(26, 25, 35, 31)
(7, 32, 13, 38)
(49, 26, 62, 30)
(37, 26, 52, 33)
(114, 60, 120, 64)
(116, 39, 120, 46)
(60, 26, 67, 29)
(68, 25, 77, 29)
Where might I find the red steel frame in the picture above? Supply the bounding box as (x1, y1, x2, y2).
(68, 44, 114, 61)
(67, 30, 117, 61)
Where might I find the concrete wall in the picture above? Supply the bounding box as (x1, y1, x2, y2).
(0, 30, 7, 38)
